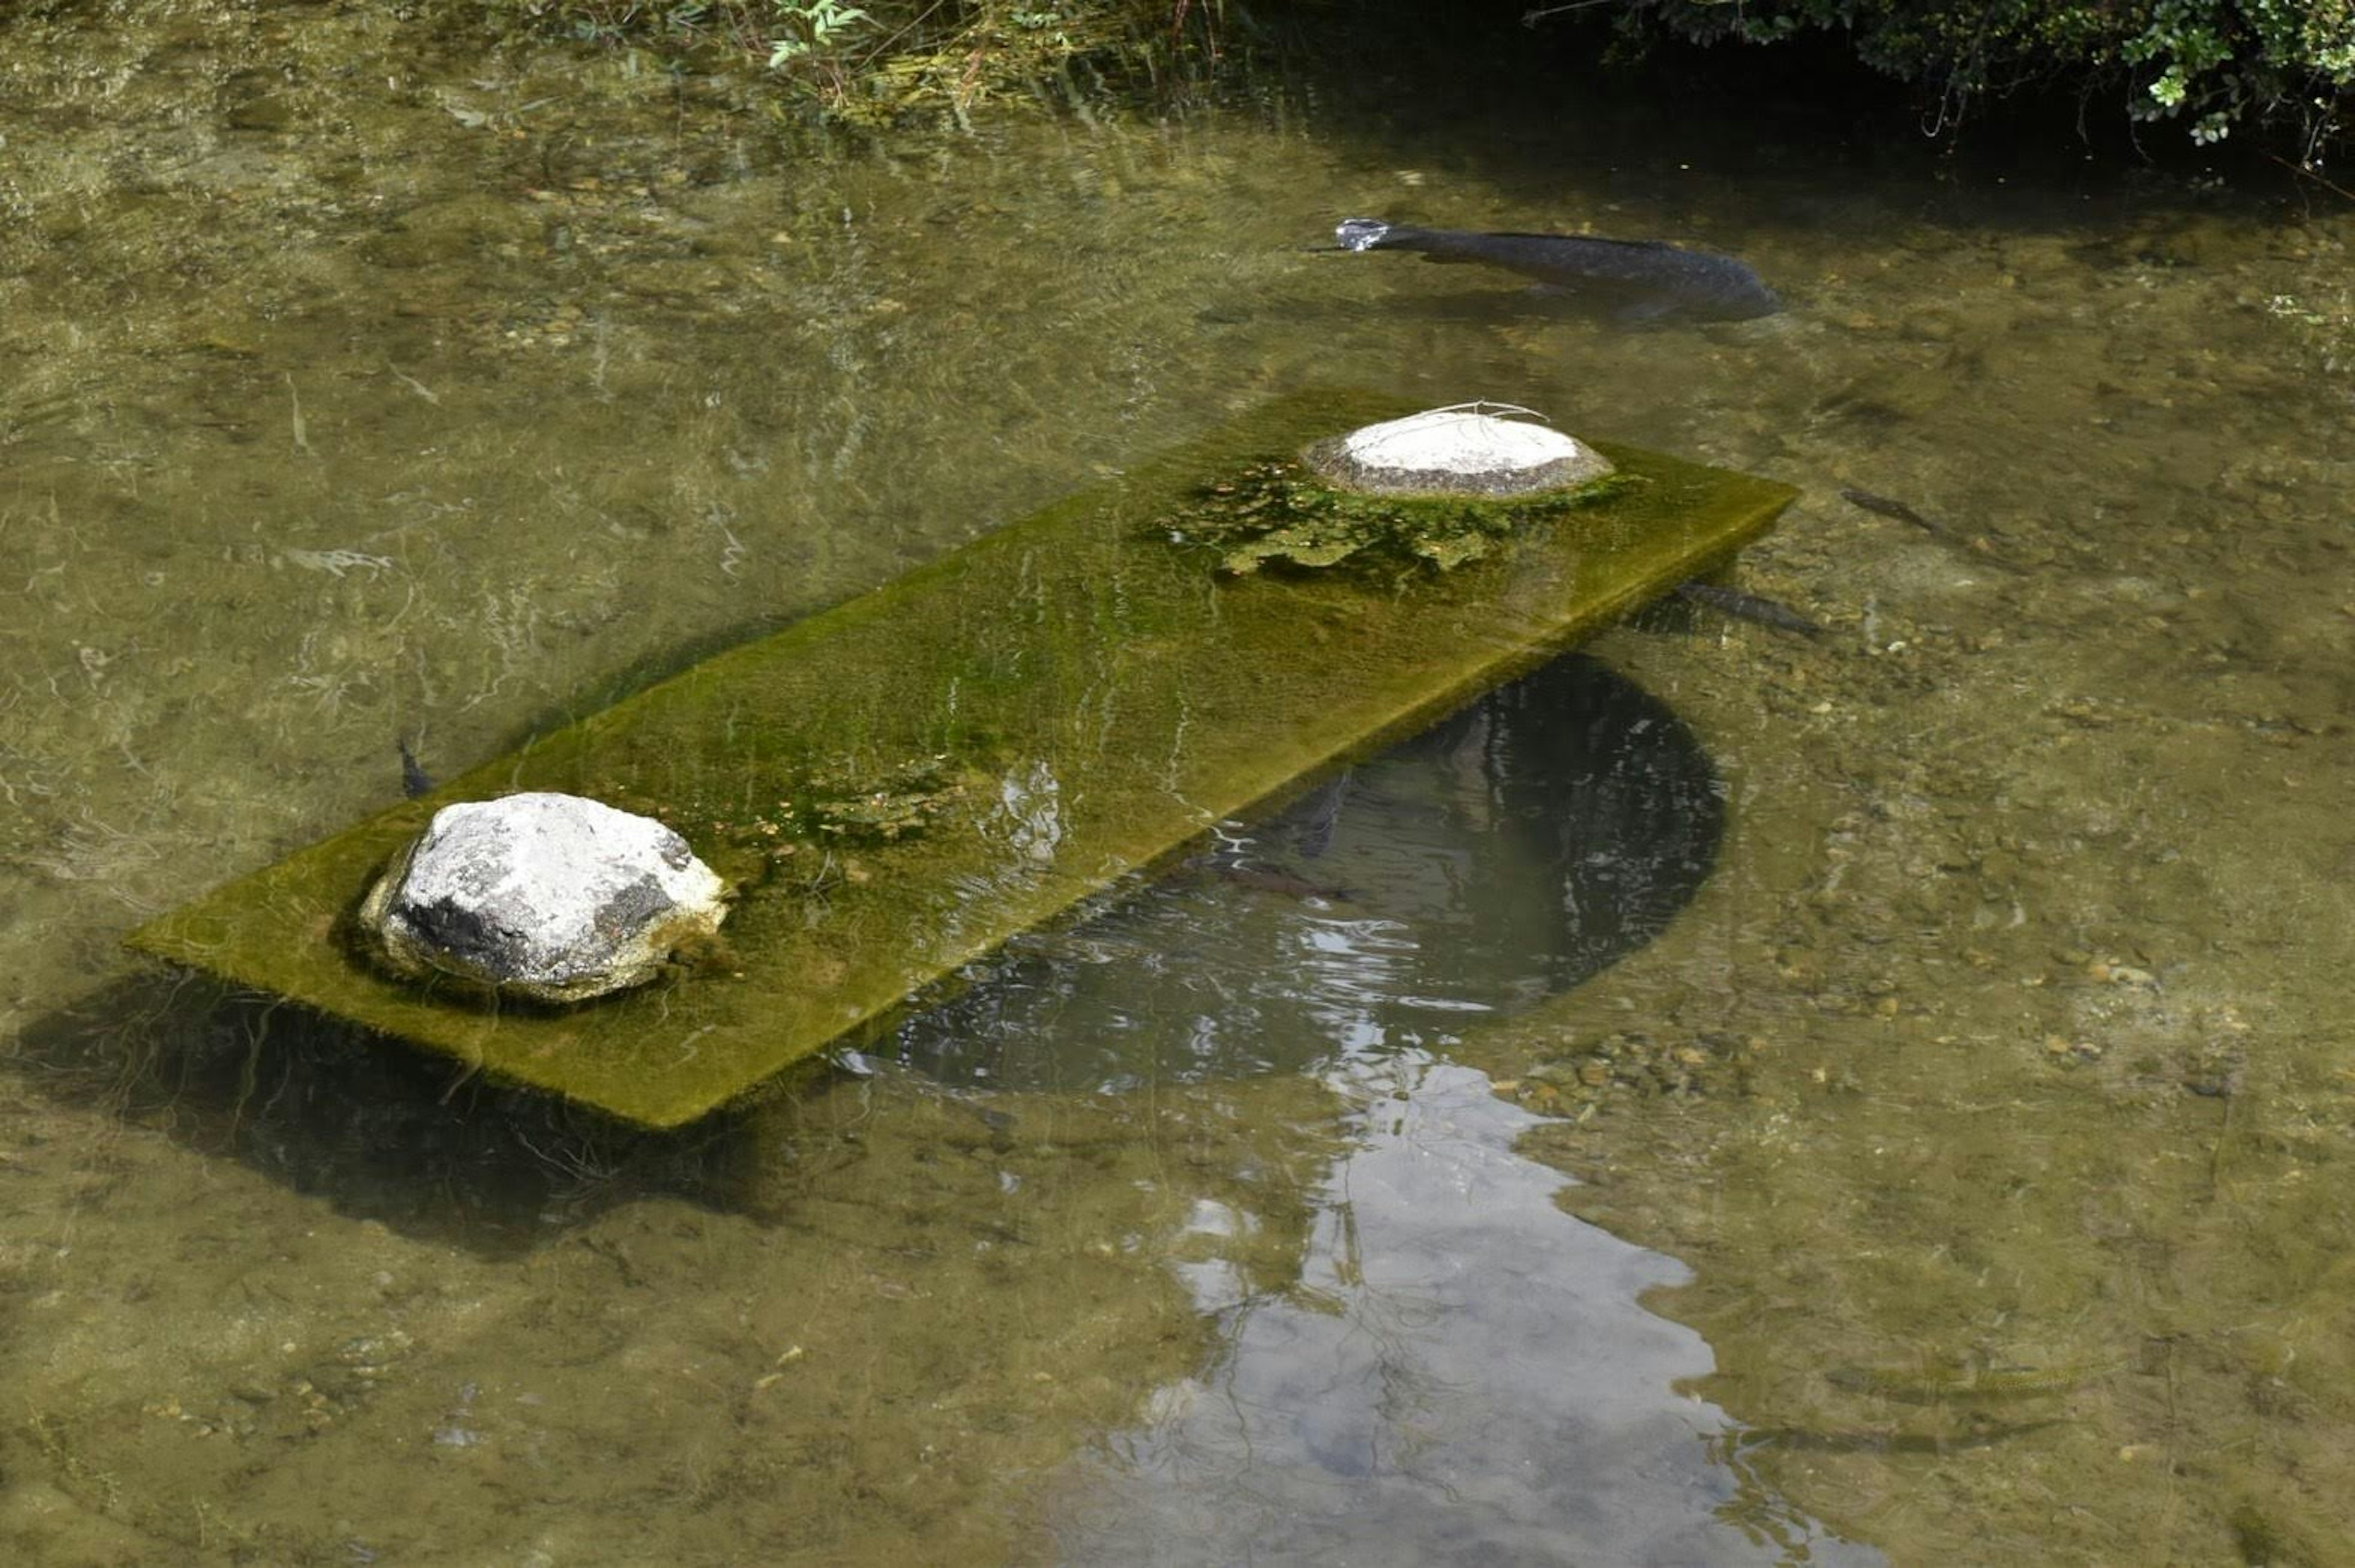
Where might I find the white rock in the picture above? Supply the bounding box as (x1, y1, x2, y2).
(1306, 404, 1614, 497)
(1342, 408, 1577, 473)
(358, 792, 729, 1004)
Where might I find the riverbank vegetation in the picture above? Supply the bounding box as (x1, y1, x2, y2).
(484, 0, 1235, 125)
(1574, 0, 2351, 158)
(490, 0, 2349, 167)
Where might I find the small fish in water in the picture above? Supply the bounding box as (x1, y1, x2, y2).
(832, 1050, 1018, 1142)
(1723, 1417, 2067, 1456)
(1217, 863, 1356, 903)
(1841, 486, 2027, 573)
(1838, 486, 1941, 535)
(1333, 217, 1780, 323)
(1290, 770, 1352, 862)
(1674, 580, 1824, 638)
(1184, 852, 1355, 904)
(397, 737, 433, 798)
(1825, 1355, 2132, 1405)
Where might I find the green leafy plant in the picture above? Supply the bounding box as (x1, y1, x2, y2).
(767, 0, 873, 67)
(1568, 1, 2353, 150)
(488, 1, 1227, 126)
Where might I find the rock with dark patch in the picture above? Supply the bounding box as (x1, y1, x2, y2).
(358, 792, 729, 1004)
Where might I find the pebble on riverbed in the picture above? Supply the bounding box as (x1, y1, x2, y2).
(1495, 1030, 1763, 1117)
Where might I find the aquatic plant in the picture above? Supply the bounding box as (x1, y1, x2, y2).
(1159, 459, 1634, 575)
(637, 754, 975, 866)
(2266, 288, 2355, 378)
(781, 754, 973, 844)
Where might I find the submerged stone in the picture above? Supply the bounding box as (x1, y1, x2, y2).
(357, 792, 729, 1004)
(1304, 405, 1614, 498)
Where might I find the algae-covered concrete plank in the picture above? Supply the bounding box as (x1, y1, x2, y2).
(128, 389, 1797, 1126)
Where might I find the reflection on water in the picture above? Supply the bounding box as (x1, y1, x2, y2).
(894, 653, 1724, 1090)
(1052, 1054, 1877, 1566)
(889, 654, 1858, 1556)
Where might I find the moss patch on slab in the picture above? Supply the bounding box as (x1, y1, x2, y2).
(1163, 457, 1641, 575)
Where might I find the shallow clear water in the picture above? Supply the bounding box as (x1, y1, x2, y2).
(4, 3, 2353, 1563)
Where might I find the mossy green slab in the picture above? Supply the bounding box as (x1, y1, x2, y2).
(127, 389, 1797, 1126)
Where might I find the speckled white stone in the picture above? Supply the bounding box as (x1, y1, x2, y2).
(1309, 405, 1614, 497)
(1341, 408, 1584, 475)
(359, 792, 728, 1004)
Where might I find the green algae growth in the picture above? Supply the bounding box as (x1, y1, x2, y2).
(1165, 455, 1641, 574)
(126, 388, 1795, 1126)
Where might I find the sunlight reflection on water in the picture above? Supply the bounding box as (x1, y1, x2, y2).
(1052, 1055, 1880, 1566)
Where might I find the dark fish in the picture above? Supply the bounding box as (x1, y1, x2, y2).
(1334, 217, 1780, 323)
(1825, 1355, 2132, 1405)
(1674, 580, 1824, 638)
(1291, 770, 1352, 861)
(1720, 1418, 2069, 1457)
(829, 1049, 1017, 1141)
(1839, 486, 1942, 535)
(1184, 852, 1355, 904)
(398, 737, 433, 798)
(1216, 863, 1355, 903)
(1840, 487, 2027, 573)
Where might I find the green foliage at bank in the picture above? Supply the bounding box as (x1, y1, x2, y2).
(1583, 0, 2352, 150)
(486, 0, 1231, 124)
(484, 1, 2349, 152)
